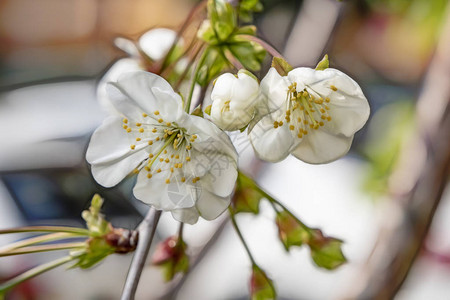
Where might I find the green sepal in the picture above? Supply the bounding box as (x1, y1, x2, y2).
(315, 54, 329, 71)
(271, 57, 293, 76)
(238, 0, 263, 22)
(227, 41, 266, 71)
(69, 238, 115, 269)
(232, 172, 264, 214)
(275, 211, 310, 251)
(152, 236, 189, 282)
(196, 46, 229, 86)
(191, 105, 204, 117)
(308, 229, 347, 270)
(250, 266, 276, 300)
(208, 0, 236, 42)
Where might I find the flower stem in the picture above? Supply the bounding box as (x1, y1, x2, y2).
(0, 255, 77, 294)
(185, 48, 208, 113)
(120, 207, 162, 300)
(0, 242, 85, 257)
(0, 232, 84, 253)
(228, 207, 256, 266)
(239, 34, 286, 60)
(237, 171, 311, 233)
(0, 226, 89, 236)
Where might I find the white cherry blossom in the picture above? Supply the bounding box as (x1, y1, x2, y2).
(98, 28, 181, 114)
(210, 71, 260, 131)
(87, 71, 238, 224)
(249, 67, 370, 164)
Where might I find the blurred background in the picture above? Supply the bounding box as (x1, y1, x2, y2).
(0, 0, 449, 299)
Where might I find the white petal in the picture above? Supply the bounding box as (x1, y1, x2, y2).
(292, 129, 354, 164)
(86, 116, 149, 187)
(211, 72, 260, 131)
(184, 115, 238, 162)
(260, 67, 290, 112)
(211, 73, 235, 100)
(97, 58, 142, 115)
(139, 28, 178, 61)
(289, 67, 364, 99)
(108, 71, 183, 121)
(114, 37, 140, 58)
(199, 155, 237, 197)
(249, 110, 295, 162)
(171, 207, 199, 225)
(322, 99, 370, 137)
(133, 169, 199, 210)
(196, 190, 230, 221)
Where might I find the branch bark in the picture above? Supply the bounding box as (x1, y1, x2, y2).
(121, 207, 162, 300)
(342, 6, 450, 300)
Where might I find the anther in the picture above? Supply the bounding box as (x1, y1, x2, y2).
(139, 128, 144, 133)
(136, 138, 141, 141)
(136, 122, 142, 127)
(148, 140, 153, 145)
(154, 111, 160, 115)
(289, 125, 295, 131)
(126, 128, 132, 133)
(158, 118, 163, 123)
(147, 173, 152, 178)
(330, 85, 338, 91)
(130, 145, 136, 150)
(142, 113, 148, 117)
(165, 179, 170, 184)
(123, 118, 128, 124)
(181, 177, 186, 182)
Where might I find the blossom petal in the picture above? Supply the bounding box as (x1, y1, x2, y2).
(292, 129, 354, 164)
(321, 100, 370, 137)
(249, 110, 295, 162)
(97, 58, 142, 115)
(199, 155, 238, 197)
(138, 28, 177, 61)
(196, 190, 230, 220)
(133, 169, 199, 210)
(184, 115, 238, 162)
(171, 207, 199, 225)
(108, 71, 183, 121)
(260, 67, 290, 112)
(86, 116, 149, 187)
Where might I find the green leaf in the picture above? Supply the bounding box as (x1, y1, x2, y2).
(308, 229, 347, 270)
(315, 54, 329, 71)
(250, 266, 276, 300)
(275, 211, 310, 251)
(271, 57, 293, 76)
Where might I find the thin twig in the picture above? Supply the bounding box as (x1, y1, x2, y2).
(120, 207, 162, 300)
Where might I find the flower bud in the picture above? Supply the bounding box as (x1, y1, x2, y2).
(275, 210, 309, 251)
(152, 236, 189, 282)
(211, 70, 260, 131)
(308, 229, 347, 270)
(250, 266, 276, 300)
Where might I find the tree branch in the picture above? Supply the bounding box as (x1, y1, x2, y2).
(121, 207, 162, 300)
